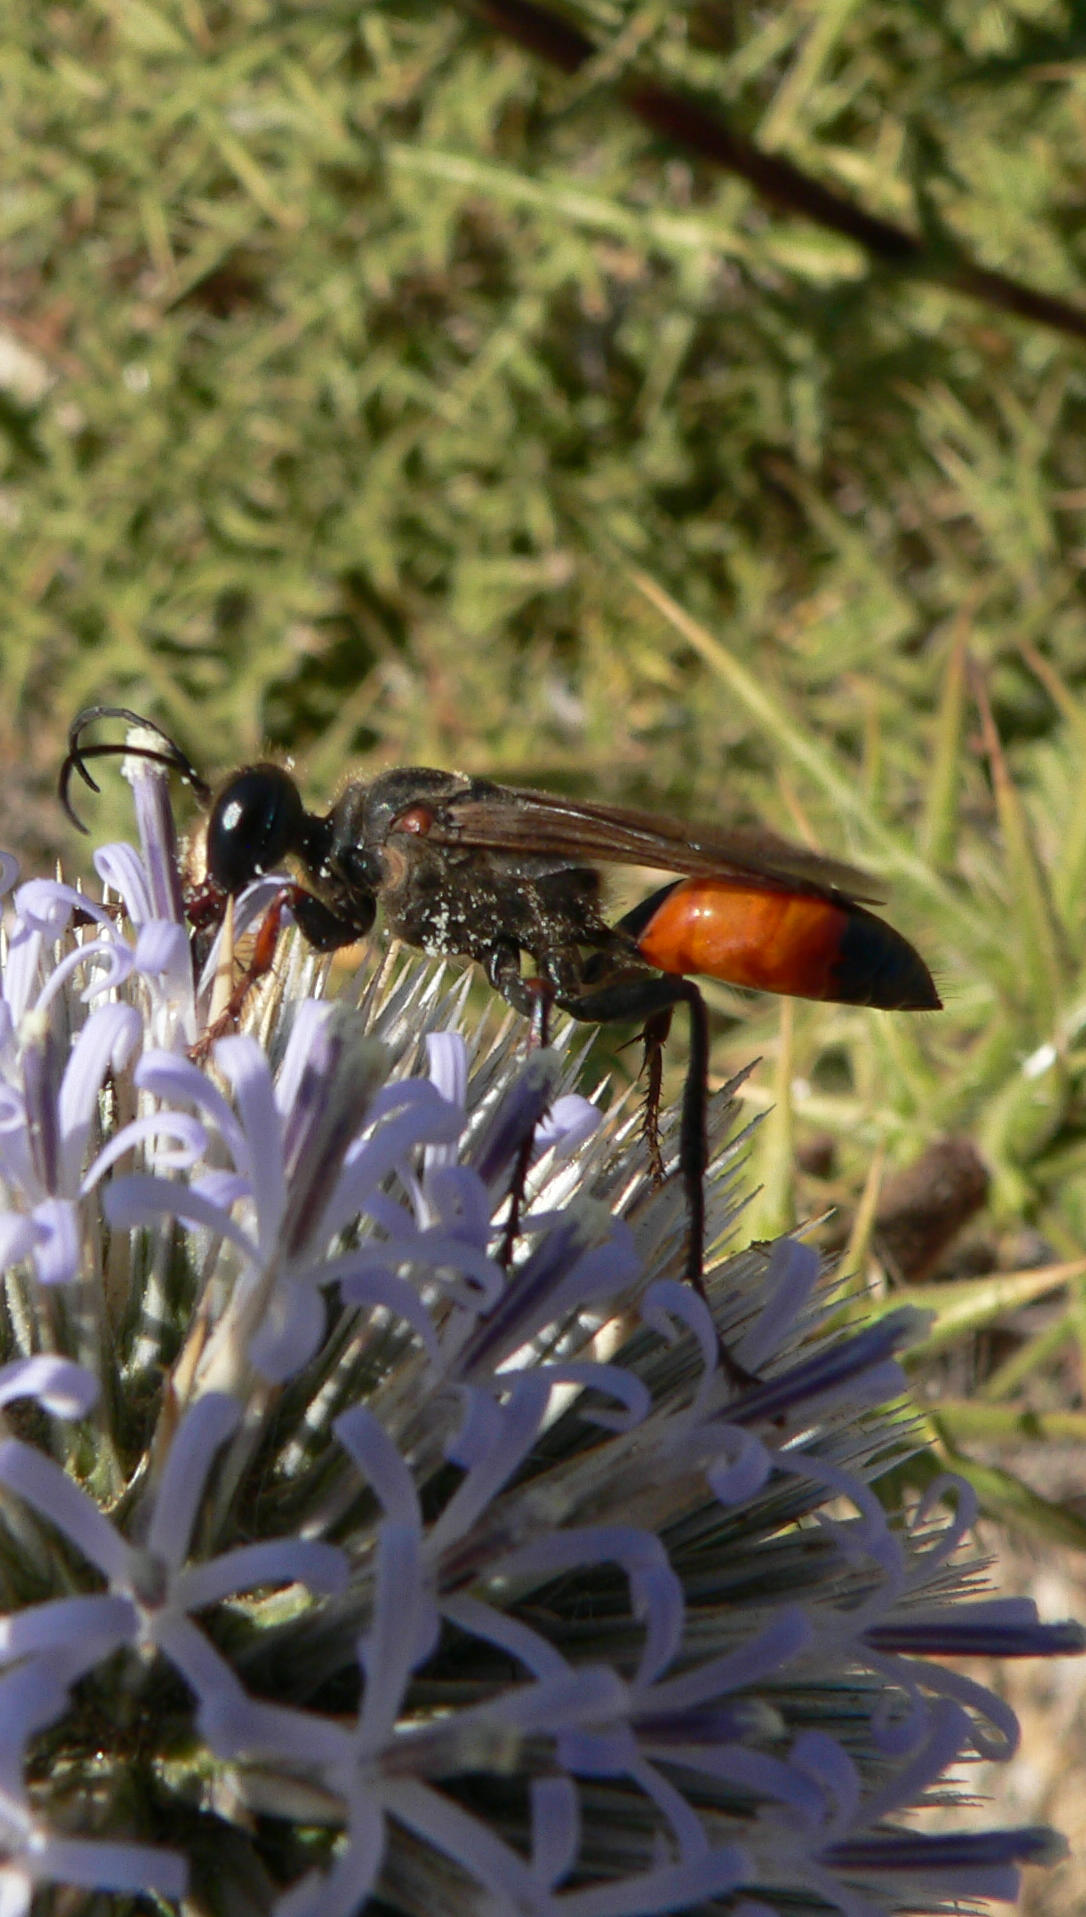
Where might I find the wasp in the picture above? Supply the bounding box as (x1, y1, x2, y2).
(60, 708, 940, 1346)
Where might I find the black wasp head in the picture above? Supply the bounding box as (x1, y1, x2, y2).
(206, 765, 306, 895)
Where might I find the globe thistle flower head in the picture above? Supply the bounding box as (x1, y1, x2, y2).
(0, 743, 1076, 1915)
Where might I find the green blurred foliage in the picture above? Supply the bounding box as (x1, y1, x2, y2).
(4, 0, 1086, 1507)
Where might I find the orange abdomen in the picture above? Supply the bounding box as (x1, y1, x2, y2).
(635, 877, 940, 1010)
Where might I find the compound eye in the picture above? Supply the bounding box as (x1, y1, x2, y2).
(206, 765, 304, 894)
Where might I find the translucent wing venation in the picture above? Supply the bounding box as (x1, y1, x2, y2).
(426, 787, 882, 902)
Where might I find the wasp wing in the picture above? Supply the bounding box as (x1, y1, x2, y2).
(425, 787, 882, 903)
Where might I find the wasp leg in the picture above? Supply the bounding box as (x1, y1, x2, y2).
(638, 1004, 672, 1186)
(486, 945, 560, 1266)
(559, 972, 753, 1386)
(604, 889, 686, 1186)
(192, 886, 361, 1059)
(558, 973, 708, 1291)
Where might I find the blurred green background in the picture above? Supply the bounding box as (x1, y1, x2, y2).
(5, 1, 1086, 1526)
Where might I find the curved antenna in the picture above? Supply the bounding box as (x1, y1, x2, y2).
(59, 706, 214, 834)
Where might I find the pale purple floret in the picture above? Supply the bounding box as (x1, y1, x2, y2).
(0, 999, 141, 1284)
(104, 1003, 610, 1384)
(0, 1393, 347, 1736)
(0, 753, 1074, 1914)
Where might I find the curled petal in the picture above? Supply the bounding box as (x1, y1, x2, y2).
(516, 1361, 652, 1433)
(84, 1110, 208, 1185)
(867, 1651, 1022, 1763)
(421, 1163, 492, 1246)
(383, 1777, 545, 1910)
(322, 1265, 442, 1361)
(335, 1406, 423, 1530)
(624, 1752, 709, 1862)
(425, 1031, 468, 1110)
(440, 1594, 573, 1684)
(328, 1092, 465, 1235)
(30, 1197, 80, 1287)
(641, 1611, 812, 1718)
(741, 1237, 821, 1371)
(529, 1775, 580, 1889)
(0, 1593, 134, 1670)
(58, 1003, 142, 1174)
(248, 1283, 328, 1383)
(132, 920, 192, 1005)
(38, 937, 136, 1010)
(0, 1655, 91, 1797)
(211, 1036, 287, 1243)
(429, 1376, 553, 1551)
(0, 1215, 36, 1266)
(13, 882, 89, 938)
(270, 1796, 386, 1917)
(176, 1539, 350, 1611)
(787, 1730, 861, 1836)
(907, 1473, 980, 1562)
(642, 1277, 720, 1380)
(34, 1834, 187, 1900)
(705, 1427, 771, 1505)
(0, 1441, 130, 1581)
(93, 843, 157, 926)
(357, 1522, 439, 1753)
(534, 1091, 600, 1161)
(853, 1697, 974, 1825)
(328, 1233, 503, 1314)
(148, 1393, 242, 1565)
(134, 1051, 247, 1168)
(495, 1525, 684, 1691)
(0, 1357, 98, 1420)
(104, 1172, 258, 1262)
